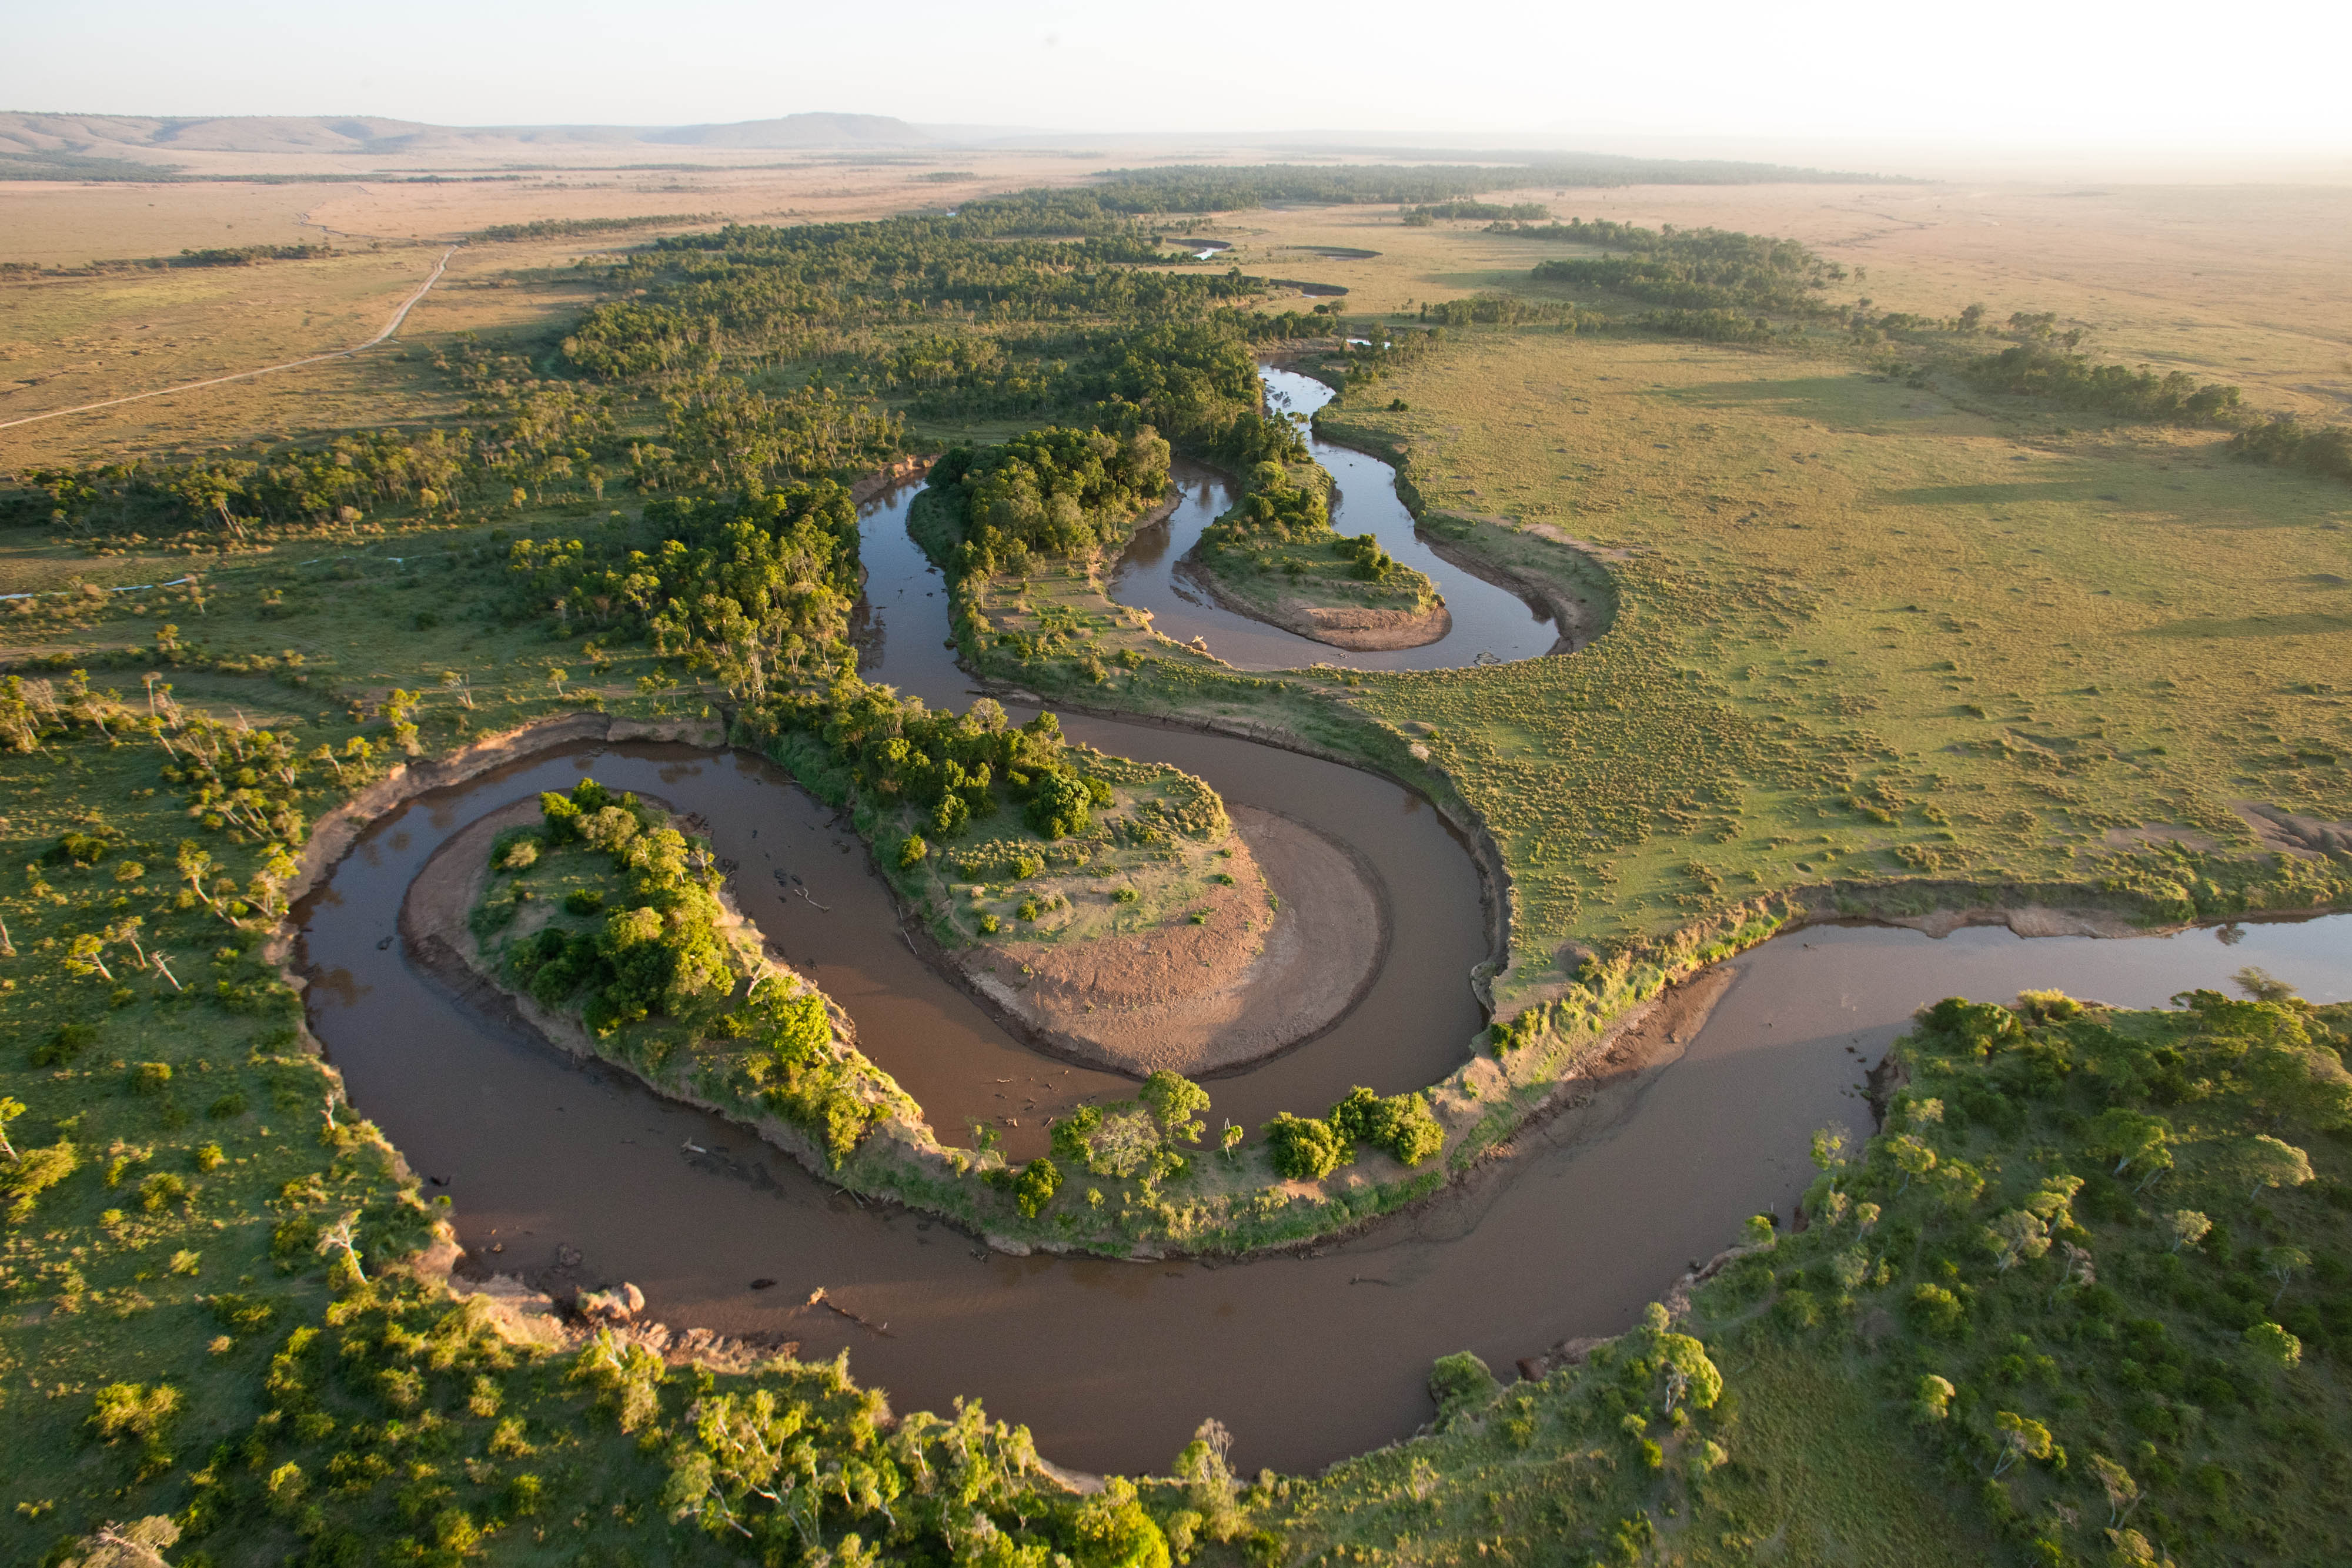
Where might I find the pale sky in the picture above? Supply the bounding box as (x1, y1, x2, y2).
(8, 0, 2348, 156)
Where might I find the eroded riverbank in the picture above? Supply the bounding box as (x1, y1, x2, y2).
(304, 723, 2352, 1475)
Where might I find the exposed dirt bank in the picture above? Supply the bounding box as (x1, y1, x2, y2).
(1172, 556, 1452, 651)
(964, 804, 1387, 1078)
(273, 711, 727, 972)
(1418, 531, 1601, 657)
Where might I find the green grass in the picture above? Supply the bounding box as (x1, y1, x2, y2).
(7, 193, 2352, 1567)
(1291, 326, 2352, 1008)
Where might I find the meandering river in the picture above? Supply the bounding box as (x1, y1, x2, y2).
(302, 368, 2352, 1476)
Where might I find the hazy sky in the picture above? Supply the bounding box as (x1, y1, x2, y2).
(9, 0, 2348, 154)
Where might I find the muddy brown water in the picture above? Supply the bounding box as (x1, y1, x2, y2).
(303, 733, 2352, 1477)
(303, 410, 2352, 1479)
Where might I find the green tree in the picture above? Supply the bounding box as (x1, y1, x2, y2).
(2241, 1134, 2314, 1200)
(1140, 1071, 1210, 1144)
(2263, 1244, 2310, 1307)
(1990, 1410, 2052, 1476)
(1264, 1113, 1347, 1180)
(2246, 1320, 2302, 1368)
(2090, 1108, 2173, 1185)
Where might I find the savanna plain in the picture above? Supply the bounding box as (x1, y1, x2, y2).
(3, 147, 2351, 1568)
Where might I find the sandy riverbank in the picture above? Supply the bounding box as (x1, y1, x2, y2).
(960, 804, 1387, 1077)
(1172, 556, 1453, 651)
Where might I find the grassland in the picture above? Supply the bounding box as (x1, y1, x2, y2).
(4, 164, 2352, 1567)
(1317, 325, 2352, 996)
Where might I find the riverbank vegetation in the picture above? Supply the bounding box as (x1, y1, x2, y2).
(1265, 985, 2352, 1567)
(473, 778, 906, 1165)
(6, 161, 2352, 1564)
(1183, 455, 1446, 644)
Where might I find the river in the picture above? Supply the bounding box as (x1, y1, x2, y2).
(300, 367, 2352, 1476)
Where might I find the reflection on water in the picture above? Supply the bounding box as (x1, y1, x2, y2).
(1102, 367, 1564, 671)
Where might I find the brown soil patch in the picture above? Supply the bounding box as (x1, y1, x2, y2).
(2235, 801, 2352, 859)
(400, 796, 544, 957)
(1171, 557, 1451, 651)
(968, 804, 1385, 1076)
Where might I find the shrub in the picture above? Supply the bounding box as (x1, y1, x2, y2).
(209, 1292, 276, 1335)
(1264, 1113, 1348, 1180)
(1429, 1350, 1500, 1427)
(898, 834, 928, 869)
(31, 1022, 98, 1066)
(1025, 769, 1094, 840)
(1773, 1286, 1822, 1331)
(1012, 1156, 1061, 1218)
(89, 1381, 181, 1444)
(1328, 1085, 1445, 1166)
(563, 888, 605, 915)
(1906, 1282, 1969, 1338)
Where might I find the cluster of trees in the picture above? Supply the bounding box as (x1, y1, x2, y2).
(472, 213, 706, 242)
(654, 380, 903, 496)
(2231, 413, 2352, 484)
(1961, 344, 2246, 427)
(1197, 461, 1331, 556)
(168, 243, 334, 268)
(924, 425, 1172, 573)
(773, 683, 1108, 842)
(21, 243, 339, 278)
(1084, 157, 1877, 212)
(1636, 307, 1778, 343)
(496, 781, 731, 1032)
(1519, 218, 1840, 322)
(1712, 985, 2352, 1564)
(1264, 1085, 1445, 1177)
(1048, 1070, 1214, 1185)
(1406, 200, 1551, 222)
(11, 347, 622, 543)
(489, 778, 886, 1164)
(1420, 294, 1589, 329)
(507, 480, 860, 698)
(559, 213, 1249, 384)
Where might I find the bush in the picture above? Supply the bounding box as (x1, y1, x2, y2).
(89, 1382, 181, 1444)
(1025, 770, 1094, 840)
(1328, 1085, 1445, 1166)
(1012, 1156, 1061, 1218)
(209, 1292, 276, 1334)
(1906, 1282, 1969, 1338)
(563, 888, 604, 915)
(897, 834, 928, 869)
(1428, 1350, 1499, 1427)
(31, 1022, 98, 1066)
(1264, 1112, 1348, 1180)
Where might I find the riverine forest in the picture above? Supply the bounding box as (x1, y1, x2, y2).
(2, 51, 2351, 1568)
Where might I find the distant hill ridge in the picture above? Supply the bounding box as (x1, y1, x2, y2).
(0, 110, 937, 175)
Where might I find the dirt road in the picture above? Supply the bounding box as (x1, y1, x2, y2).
(0, 244, 456, 435)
